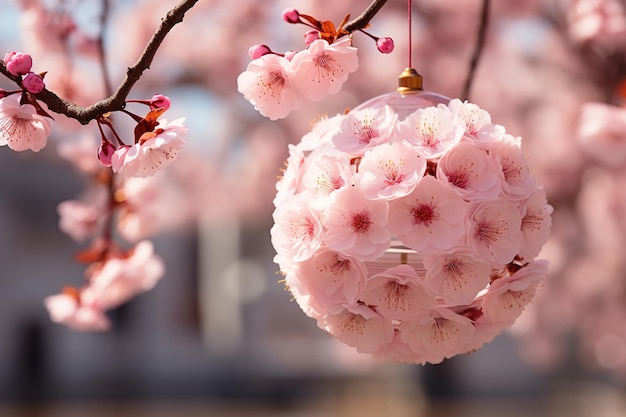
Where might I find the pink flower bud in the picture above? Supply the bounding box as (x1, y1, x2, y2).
(98, 140, 117, 167)
(22, 72, 45, 94)
(149, 94, 170, 111)
(304, 29, 320, 46)
(282, 8, 300, 24)
(248, 44, 271, 60)
(4, 52, 33, 76)
(376, 37, 394, 54)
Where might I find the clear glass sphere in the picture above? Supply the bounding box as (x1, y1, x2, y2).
(354, 90, 451, 271)
(353, 90, 451, 120)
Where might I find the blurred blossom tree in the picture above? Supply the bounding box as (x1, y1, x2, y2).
(1, 0, 626, 376)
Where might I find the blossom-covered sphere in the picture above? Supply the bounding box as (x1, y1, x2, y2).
(271, 90, 553, 365)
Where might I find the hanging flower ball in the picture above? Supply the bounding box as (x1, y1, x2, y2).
(271, 89, 553, 365)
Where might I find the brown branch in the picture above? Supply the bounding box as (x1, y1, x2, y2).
(343, 0, 389, 33)
(0, 0, 199, 125)
(461, 0, 490, 101)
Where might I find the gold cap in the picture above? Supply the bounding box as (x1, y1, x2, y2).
(397, 68, 423, 94)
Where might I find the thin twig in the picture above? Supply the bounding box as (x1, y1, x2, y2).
(344, 0, 389, 33)
(0, 0, 198, 125)
(461, 0, 490, 101)
(95, 0, 117, 249)
(98, 0, 113, 97)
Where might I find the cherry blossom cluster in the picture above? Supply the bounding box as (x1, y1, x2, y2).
(103, 95, 187, 178)
(43, 95, 187, 330)
(238, 8, 394, 120)
(271, 93, 553, 364)
(45, 240, 164, 331)
(0, 52, 53, 152)
(0, 54, 186, 332)
(3, 52, 46, 94)
(0, 1, 198, 332)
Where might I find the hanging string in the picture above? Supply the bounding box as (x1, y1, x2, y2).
(397, 0, 422, 92)
(407, 0, 412, 68)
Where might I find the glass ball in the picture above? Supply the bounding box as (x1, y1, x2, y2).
(270, 87, 552, 365)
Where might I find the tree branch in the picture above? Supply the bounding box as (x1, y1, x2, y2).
(461, 0, 490, 101)
(344, 0, 389, 33)
(0, 0, 199, 125)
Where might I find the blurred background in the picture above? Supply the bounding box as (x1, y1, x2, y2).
(1, 0, 626, 415)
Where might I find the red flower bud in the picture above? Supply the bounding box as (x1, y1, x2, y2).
(98, 140, 117, 167)
(248, 44, 272, 60)
(304, 29, 320, 46)
(376, 37, 394, 54)
(4, 52, 33, 76)
(22, 72, 45, 94)
(149, 94, 171, 111)
(282, 8, 300, 24)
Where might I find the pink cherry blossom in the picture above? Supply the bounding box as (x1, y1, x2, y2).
(467, 198, 523, 265)
(274, 144, 306, 206)
(323, 303, 394, 354)
(281, 267, 324, 323)
(436, 141, 503, 201)
(399, 307, 475, 364)
(57, 134, 103, 174)
(395, 104, 464, 159)
(447, 98, 505, 143)
(356, 140, 426, 200)
(488, 134, 536, 200)
(482, 260, 549, 325)
(290, 37, 359, 102)
(423, 250, 491, 305)
(111, 144, 130, 169)
(388, 175, 468, 254)
(44, 291, 111, 332)
(300, 152, 353, 209)
(84, 241, 165, 311)
(299, 113, 344, 151)
(237, 53, 302, 120)
(372, 330, 421, 364)
(57, 199, 104, 242)
(461, 306, 509, 353)
(331, 104, 397, 155)
(270, 195, 323, 262)
(518, 187, 553, 261)
(111, 117, 187, 178)
(117, 174, 192, 241)
(362, 264, 436, 321)
(3, 52, 33, 76)
(322, 186, 391, 261)
(296, 247, 367, 309)
(0, 94, 51, 152)
(577, 102, 626, 168)
(567, 0, 626, 47)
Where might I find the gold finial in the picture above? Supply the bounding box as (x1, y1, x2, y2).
(397, 68, 423, 94)
(400, 252, 408, 265)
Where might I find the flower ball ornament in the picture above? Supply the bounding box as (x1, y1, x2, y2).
(271, 74, 553, 365)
